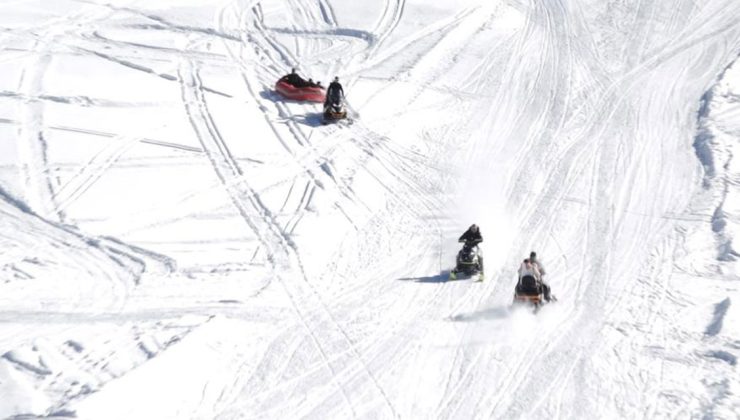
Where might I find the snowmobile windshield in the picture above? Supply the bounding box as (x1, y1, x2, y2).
(461, 242, 477, 254)
(463, 239, 481, 246)
(329, 89, 343, 104)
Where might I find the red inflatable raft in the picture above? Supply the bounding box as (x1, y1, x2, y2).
(275, 80, 325, 103)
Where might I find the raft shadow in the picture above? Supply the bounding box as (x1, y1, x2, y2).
(259, 89, 282, 102)
(258, 90, 325, 127)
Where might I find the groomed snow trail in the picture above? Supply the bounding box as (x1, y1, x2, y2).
(1, 0, 739, 419)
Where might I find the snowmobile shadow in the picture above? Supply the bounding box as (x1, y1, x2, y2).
(293, 113, 325, 127)
(397, 271, 452, 283)
(448, 306, 511, 322)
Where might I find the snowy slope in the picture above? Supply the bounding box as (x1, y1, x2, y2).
(1, 0, 739, 418)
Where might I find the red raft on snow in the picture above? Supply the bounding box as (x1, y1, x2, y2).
(275, 79, 325, 103)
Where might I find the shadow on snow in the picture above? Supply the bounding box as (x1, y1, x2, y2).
(259, 90, 325, 127)
(397, 270, 460, 283)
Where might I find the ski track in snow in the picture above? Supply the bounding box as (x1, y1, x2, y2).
(1, 0, 740, 418)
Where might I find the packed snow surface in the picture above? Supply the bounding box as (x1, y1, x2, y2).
(1, 0, 740, 418)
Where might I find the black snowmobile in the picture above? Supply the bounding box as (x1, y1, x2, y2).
(513, 275, 546, 311)
(449, 240, 483, 281)
(322, 89, 347, 124)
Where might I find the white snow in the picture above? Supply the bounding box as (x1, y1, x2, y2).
(1, 0, 739, 418)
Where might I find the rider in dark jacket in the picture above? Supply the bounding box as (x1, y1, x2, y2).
(459, 224, 482, 244)
(325, 76, 344, 105)
(451, 224, 484, 278)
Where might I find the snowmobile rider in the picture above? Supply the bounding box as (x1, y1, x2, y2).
(516, 258, 542, 296)
(325, 76, 344, 106)
(459, 224, 482, 244)
(518, 258, 541, 282)
(458, 224, 483, 271)
(529, 251, 553, 302)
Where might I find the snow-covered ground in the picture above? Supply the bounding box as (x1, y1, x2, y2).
(1, 0, 739, 418)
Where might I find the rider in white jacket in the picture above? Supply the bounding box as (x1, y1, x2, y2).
(529, 251, 554, 302)
(518, 259, 541, 281)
